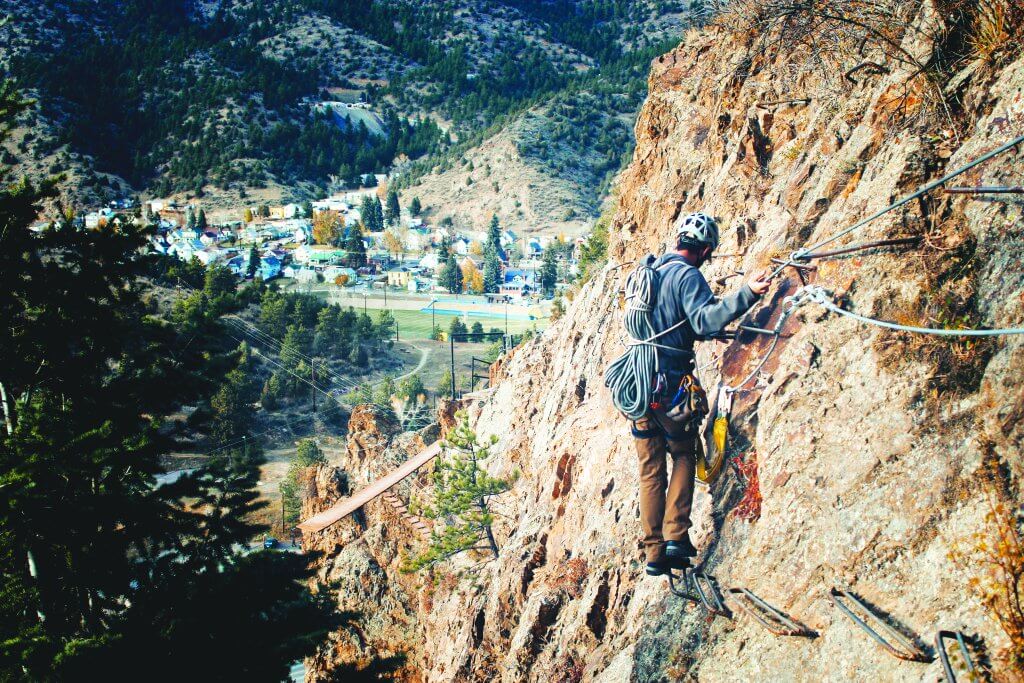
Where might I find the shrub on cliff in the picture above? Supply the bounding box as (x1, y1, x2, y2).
(402, 411, 517, 572)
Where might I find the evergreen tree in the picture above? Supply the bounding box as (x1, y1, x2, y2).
(279, 439, 327, 525)
(384, 188, 400, 226)
(247, 244, 260, 279)
(409, 196, 422, 216)
(540, 248, 558, 297)
(0, 79, 337, 681)
(186, 206, 196, 230)
(436, 369, 454, 398)
(397, 373, 426, 403)
(197, 208, 208, 231)
(448, 317, 468, 338)
(345, 223, 367, 267)
(373, 375, 396, 407)
(376, 308, 396, 343)
(483, 251, 502, 294)
(403, 411, 516, 572)
(471, 321, 484, 335)
(440, 255, 463, 293)
(373, 196, 384, 232)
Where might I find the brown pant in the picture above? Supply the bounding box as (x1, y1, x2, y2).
(633, 408, 699, 563)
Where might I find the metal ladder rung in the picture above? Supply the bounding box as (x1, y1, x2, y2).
(726, 588, 817, 637)
(829, 588, 932, 663)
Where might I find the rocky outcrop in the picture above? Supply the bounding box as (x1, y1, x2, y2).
(307, 5, 1024, 681)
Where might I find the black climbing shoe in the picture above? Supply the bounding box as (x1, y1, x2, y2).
(666, 537, 697, 560)
(645, 559, 670, 576)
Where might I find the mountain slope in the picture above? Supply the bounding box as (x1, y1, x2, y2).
(1, 0, 685, 224)
(302, 1, 1024, 679)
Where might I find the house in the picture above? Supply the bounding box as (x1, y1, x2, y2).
(268, 203, 303, 220)
(500, 230, 517, 248)
(294, 244, 347, 266)
(417, 253, 441, 272)
(170, 239, 205, 262)
(451, 237, 470, 256)
(499, 269, 535, 299)
(199, 231, 218, 246)
(260, 255, 282, 280)
(407, 278, 426, 293)
(386, 268, 413, 287)
(323, 266, 357, 283)
(526, 237, 543, 256)
(84, 208, 115, 229)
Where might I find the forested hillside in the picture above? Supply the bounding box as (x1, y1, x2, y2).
(0, 0, 687, 224)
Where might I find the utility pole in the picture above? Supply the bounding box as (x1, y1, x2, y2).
(281, 491, 285, 536)
(449, 334, 456, 401)
(311, 362, 316, 412)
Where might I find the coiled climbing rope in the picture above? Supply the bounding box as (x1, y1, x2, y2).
(604, 261, 690, 420)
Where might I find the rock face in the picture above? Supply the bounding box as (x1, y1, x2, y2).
(306, 7, 1024, 681)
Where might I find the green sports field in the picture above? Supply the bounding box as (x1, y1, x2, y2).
(387, 308, 543, 340)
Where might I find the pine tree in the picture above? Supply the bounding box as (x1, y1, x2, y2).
(0, 78, 337, 681)
(403, 411, 516, 572)
(397, 373, 426, 403)
(373, 196, 384, 232)
(483, 251, 502, 294)
(410, 196, 422, 216)
(344, 222, 367, 267)
(247, 244, 260, 279)
(440, 254, 463, 293)
(197, 208, 208, 231)
(540, 248, 558, 297)
(385, 188, 400, 226)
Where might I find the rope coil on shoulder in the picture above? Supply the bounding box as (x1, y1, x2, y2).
(604, 260, 692, 420)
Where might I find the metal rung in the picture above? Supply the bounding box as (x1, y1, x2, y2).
(726, 588, 817, 637)
(936, 630, 975, 682)
(666, 569, 700, 603)
(691, 572, 732, 618)
(829, 589, 933, 662)
(944, 185, 1023, 194)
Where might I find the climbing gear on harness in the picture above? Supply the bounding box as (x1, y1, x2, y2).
(664, 374, 709, 427)
(605, 256, 695, 420)
(829, 588, 933, 662)
(675, 212, 720, 250)
(697, 386, 731, 485)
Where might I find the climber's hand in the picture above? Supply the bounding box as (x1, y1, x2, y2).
(747, 269, 772, 296)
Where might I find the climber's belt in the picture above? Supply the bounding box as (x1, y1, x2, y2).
(631, 423, 662, 439)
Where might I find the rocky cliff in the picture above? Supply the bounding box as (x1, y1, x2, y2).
(305, 3, 1024, 680)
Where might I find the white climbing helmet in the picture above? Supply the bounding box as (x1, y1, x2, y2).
(675, 212, 720, 251)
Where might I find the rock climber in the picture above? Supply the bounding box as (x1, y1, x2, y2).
(635, 212, 771, 576)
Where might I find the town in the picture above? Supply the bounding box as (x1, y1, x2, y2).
(65, 177, 588, 331)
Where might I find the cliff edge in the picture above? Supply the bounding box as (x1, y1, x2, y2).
(307, 3, 1024, 680)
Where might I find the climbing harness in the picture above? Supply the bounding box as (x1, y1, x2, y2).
(664, 374, 709, 426)
(829, 588, 933, 662)
(936, 630, 976, 682)
(604, 257, 695, 420)
(726, 588, 817, 637)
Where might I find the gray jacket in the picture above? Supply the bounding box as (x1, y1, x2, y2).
(650, 253, 760, 372)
